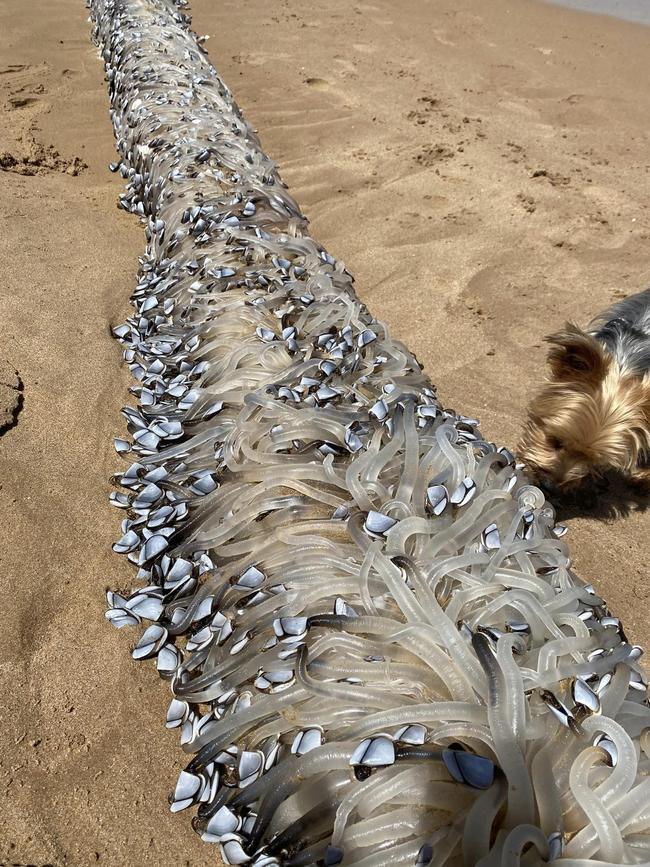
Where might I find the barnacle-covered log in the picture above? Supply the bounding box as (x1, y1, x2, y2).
(91, 0, 650, 864)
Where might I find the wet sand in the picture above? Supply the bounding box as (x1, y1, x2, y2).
(1, 0, 649, 863)
(543, 0, 650, 26)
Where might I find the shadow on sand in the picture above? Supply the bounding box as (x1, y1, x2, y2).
(550, 471, 650, 522)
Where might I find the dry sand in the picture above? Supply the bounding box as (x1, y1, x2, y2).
(0, 0, 649, 863)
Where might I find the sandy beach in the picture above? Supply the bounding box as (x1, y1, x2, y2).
(1, 0, 649, 863)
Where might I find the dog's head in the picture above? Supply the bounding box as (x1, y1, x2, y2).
(519, 323, 650, 491)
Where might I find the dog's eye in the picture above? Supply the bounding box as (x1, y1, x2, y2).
(549, 437, 563, 451)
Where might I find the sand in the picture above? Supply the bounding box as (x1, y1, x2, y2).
(0, 0, 649, 863)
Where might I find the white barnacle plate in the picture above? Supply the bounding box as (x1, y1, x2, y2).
(291, 727, 323, 756)
(132, 623, 168, 660)
(170, 770, 202, 813)
(350, 735, 395, 767)
(426, 483, 449, 516)
(364, 511, 398, 537)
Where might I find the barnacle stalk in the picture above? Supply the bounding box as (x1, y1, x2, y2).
(91, 0, 650, 864)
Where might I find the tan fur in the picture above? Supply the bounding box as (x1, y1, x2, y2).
(519, 323, 650, 490)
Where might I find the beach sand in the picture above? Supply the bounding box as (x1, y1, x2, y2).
(0, 0, 649, 863)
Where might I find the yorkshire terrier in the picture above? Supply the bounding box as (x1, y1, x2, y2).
(519, 287, 650, 493)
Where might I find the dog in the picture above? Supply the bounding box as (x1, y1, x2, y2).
(519, 287, 650, 493)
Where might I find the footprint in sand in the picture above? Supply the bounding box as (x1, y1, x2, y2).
(304, 77, 329, 89)
(0, 63, 29, 75)
(7, 95, 39, 109)
(0, 61, 49, 93)
(407, 95, 442, 126)
(414, 143, 455, 167)
(0, 64, 87, 177)
(0, 361, 23, 436)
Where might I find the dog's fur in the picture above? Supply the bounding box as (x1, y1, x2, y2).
(519, 287, 650, 492)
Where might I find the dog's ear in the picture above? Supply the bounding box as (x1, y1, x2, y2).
(545, 323, 608, 382)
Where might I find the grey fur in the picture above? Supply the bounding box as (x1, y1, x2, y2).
(590, 287, 650, 375)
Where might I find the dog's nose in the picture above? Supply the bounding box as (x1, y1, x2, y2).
(536, 476, 560, 498)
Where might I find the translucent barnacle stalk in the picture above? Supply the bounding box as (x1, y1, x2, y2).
(90, 0, 650, 863)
